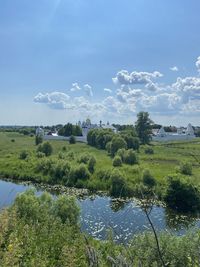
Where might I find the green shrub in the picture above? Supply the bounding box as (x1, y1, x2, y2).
(88, 155, 96, 173)
(35, 135, 43, 145)
(19, 150, 29, 160)
(68, 164, 90, 186)
(37, 142, 53, 156)
(52, 195, 80, 224)
(36, 151, 45, 158)
(50, 162, 71, 184)
(164, 176, 200, 212)
(110, 136, 127, 156)
(142, 169, 156, 188)
(112, 156, 122, 167)
(123, 135, 140, 150)
(180, 162, 192, 175)
(11, 139, 15, 142)
(116, 148, 126, 161)
(123, 149, 138, 165)
(96, 169, 111, 181)
(109, 169, 131, 197)
(144, 146, 154, 154)
(62, 146, 67, 151)
(78, 153, 91, 164)
(69, 135, 76, 144)
(105, 141, 111, 154)
(66, 151, 75, 161)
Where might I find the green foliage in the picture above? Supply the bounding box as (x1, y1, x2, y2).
(78, 153, 91, 164)
(68, 164, 90, 186)
(180, 162, 192, 175)
(144, 146, 154, 154)
(35, 134, 43, 145)
(19, 150, 29, 160)
(112, 156, 122, 167)
(121, 134, 140, 150)
(135, 111, 153, 144)
(37, 142, 53, 156)
(109, 169, 131, 197)
(142, 169, 156, 188)
(36, 151, 45, 158)
(58, 123, 82, 137)
(117, 149, 138, 165)
(87, 129, 114, 149)
(88, 155, 96, 173)
(96, 169, 112, 181)
(49, 161, 71, 184)
(123, 149, 138, 165)
(69, 135, 76, 144)
(110, 136, 127, 156)
(164, 176, 200, 212)
(52, 195, 80, 224)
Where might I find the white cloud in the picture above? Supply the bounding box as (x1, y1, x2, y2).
(34, 57, 200, 120)
(170, 66, 179, 72)
(181, 99, 200, 114)
(84, 84, 93, 97)
(112, 70, 163, 85)
(196, 56, 200, 72)
(70, 82, 81, 92)
(34, 92, 71, 109)
(104, 88, 112, 93)
(172, 76, 200, 103)
(145, 82, 159, 91)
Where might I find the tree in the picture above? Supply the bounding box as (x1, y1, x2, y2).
(164, 176, 200, 212)
(37, 142, 53, 156)
(110, 136, 127, 157)
(135, 111, 153, 144)
(35, 135, 43, 145)
(69, 135, 76, 144)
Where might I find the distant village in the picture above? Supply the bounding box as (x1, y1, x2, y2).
(35, 119, 198, 143)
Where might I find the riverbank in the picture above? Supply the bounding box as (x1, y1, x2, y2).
(1, 132, 200, 211)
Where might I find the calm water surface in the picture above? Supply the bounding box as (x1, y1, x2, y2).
(0, 179, 200, 243)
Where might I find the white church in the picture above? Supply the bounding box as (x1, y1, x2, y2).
(152, 123, 195, 142)
(78, 119, 117, 137)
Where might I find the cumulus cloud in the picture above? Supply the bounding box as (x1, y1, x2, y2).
(181, 99, 200, 114)
(104, 88, 112, 93)
(145, 82, 159, 91)
(170, 66, 179, 72)
(112, 70, 163, 85)
(172, 76, 200, 103)
(34, 57, 200, 120)
(196, 56, 200, 72)
(70, 82, 81, 92)
(84, 84, 93, 97)
(34, 92, 71, 109)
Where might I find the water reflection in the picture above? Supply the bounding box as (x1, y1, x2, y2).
(110, 199, 127, 212)
(165, 208, 200, 232)
(0, 179, 200, 243)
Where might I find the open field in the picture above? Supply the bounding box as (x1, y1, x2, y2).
(0, 132, 200, 197)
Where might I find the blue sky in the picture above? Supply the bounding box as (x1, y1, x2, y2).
(0, 0, 200, 126)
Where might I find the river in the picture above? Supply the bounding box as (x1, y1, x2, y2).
(0, 179, 200, 243)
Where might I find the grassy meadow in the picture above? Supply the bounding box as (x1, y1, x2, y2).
(0, 131, 200, 197)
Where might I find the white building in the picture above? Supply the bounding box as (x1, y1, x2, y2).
(35, 127, 44, 137)
(152, 123, 195, 142)
(79, 119, 117, 137)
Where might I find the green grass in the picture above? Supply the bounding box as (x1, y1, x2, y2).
(0, 132, 200, 196)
